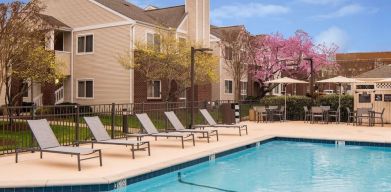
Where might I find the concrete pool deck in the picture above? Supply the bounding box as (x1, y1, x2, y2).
(1, 121, 391, 188)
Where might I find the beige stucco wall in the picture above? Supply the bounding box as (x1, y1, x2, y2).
(73, 25, 132, 105)
(42, 0, 126, 28)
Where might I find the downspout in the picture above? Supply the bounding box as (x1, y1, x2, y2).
(71, 30, 74, 103)
(130, 23, 136, 103)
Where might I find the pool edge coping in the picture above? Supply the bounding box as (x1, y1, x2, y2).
(3, 134, 391, 190)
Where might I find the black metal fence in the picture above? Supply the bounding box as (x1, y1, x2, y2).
(0, 100, 259, 155)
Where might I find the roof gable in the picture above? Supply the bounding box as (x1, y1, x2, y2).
(356, 64, 391, 78)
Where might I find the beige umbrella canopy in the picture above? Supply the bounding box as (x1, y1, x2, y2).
(317, 76, 362, 122)
(317, 76, 362, 83)
(266, 77, 308, 120)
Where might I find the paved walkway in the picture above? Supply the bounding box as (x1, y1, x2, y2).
(1, 121, 391, 188)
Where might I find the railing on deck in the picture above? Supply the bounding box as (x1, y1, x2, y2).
(54, 86, 64, 104)
(0, 100, 260, 155)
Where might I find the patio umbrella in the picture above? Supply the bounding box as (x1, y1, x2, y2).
(317, 76, 362, 122)
(266, 77, 308, 121)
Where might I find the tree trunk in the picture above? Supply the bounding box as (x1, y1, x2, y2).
(234, 77, 241, 101)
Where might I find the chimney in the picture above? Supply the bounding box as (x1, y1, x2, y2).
(185, 0, 210, 48)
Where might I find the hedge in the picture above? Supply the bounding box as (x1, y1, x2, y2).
(256, 95, 354, 121)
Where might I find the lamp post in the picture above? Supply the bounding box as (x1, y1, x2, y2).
(190, 47, 213, 128)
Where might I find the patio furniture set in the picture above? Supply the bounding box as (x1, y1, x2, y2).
(304, 106, 385, 126)
(253, 106, 285, 123)
(16, 109, 248, 171)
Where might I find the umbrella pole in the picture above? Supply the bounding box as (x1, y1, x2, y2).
(339, 84, 342, 123)
(285, 84, 287, 121)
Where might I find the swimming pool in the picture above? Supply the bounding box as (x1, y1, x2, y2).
(115, 139, 391, 192)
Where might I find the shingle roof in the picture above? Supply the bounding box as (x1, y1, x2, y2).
(356, 64, 391, 78)
(93, 0, 186, 28)
(94, 0, 160, 25)
(210, 25, 244, 39)
(39, 14, 71, 30)
(145, 5, 186, 28)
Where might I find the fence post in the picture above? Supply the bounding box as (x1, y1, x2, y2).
(122, 108, 128, 134)
(111, 103, 115, 139)
(75, 105, 80, 146)
(31, 104, 36, 149)
(165, 101, 169, 131)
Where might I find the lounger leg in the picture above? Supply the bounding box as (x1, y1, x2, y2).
(216, 131, 219, 141)
(192, 134, 195, 146)
(77, 154, 81, 171)
(91, 142, 94, 149)
(155, 136, 157, 141)
(207, 132, 210, 143)
(239, 128, 242, 136)
(40, 151, 43, 159)
(99, 150, 102, 167)
(147, 142, 151, 156)
(181, 137, 184, 149)
(131, 145, 135, 159)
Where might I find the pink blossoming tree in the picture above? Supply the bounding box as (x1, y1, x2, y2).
(250, 30, 338, 97)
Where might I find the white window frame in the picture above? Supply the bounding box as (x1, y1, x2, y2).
(76, 79, 94, 99)
(147, 80, 162, 100)
(179, 88, 187, 100)
(240, 81, 248, 96)
(224, 79, 233, 94)
(145, 32, 161, 50)
(76, 33, 94, 55)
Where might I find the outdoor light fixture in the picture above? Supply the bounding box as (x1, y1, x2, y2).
(190, 47, 213, 128)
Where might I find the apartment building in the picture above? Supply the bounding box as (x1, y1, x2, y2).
(18, 0, 245, 106)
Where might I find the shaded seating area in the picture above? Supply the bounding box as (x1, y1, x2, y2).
(17, 119, 102, 171)
(84, 116, 151, 159)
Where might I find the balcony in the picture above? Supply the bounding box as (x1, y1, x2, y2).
(55, 51, 71, 76)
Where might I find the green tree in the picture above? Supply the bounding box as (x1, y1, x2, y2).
(0, 0, 62, 106)
(119, 31, 218, 101)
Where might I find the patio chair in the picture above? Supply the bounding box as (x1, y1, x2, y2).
(303, 106, 311, 123)
(253, 106, 268, 123)
(356, 108, 372, 126)
(84, 116, 151, 159)
(346, 107, 356, 125)
(135, 113, 195, 149)
(164, 111, 218, 143)
(311, 107, 324, 124)
(197, 109, 248, 136)
(273, 106, 285, 122)
(16, 119, 102, 171)
(328, 107, 340, 123)
(372, 108, 385, 127)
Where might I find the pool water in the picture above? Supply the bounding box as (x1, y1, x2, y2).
(115, 140, 391, 192)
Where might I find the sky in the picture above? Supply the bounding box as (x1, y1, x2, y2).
(2, 0, 390, 53)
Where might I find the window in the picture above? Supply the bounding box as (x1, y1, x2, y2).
(77, 80, 93, 98)
(21, 82, 29, 97)
(179, 88, 187, 100)
(54, 31, 64, 51)
(147, 80, 161, 99)
(358, 94, 371, 103)
(225, 80, 233, 94)
(225, 47, 233, 60)
(77, 34, 93, 54)
(147, 33, 161, 51)
(240, 81, 247, 96)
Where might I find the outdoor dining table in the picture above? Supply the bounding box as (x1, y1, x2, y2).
(265, 106, 279, 122)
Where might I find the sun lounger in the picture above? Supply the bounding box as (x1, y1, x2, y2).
(164, 111, 219, 143)
(135, 113, 195, 149)
(16, 119, 102, 171)
(197, 109, 248, 136)
(84, 116, 151, 159)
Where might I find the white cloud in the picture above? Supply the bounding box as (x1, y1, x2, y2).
(316, 4, 366, 19)
(211, 3, 290, 25)
(315, 26, 348, 51)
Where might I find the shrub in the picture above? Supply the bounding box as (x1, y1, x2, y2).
(257, 95, 353, 121)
